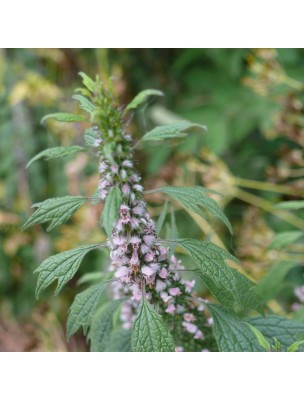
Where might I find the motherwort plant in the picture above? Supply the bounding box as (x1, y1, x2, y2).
(23, 73, 304, 352)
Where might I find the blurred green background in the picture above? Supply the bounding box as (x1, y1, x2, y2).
(0, 48, 303, 351)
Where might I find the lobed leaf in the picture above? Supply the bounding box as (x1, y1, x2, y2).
(154, 186, 232, 233)
(66, 281, 109, 340)
(21, 196, 86, 231)
(131, 298, 175, 352)
(207, 304, 263, 352)
(34, 244, 101, 298)
(140, 121, 207, 142)
(72, 94, 96, 114)
(102, 186, 122, 237)
(89, 300, 122, 352)
(268, 231, 303, 249)
(41, 113, 85, 125)
(274, 201, 304, 210)
(174, 238, 259, 312)
(125, 89, 164, 112)
(247, 315, 304, 351)
(26, 146, 85, 168)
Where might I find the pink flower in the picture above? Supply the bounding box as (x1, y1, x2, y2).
(158, 268, 168, 279)
(194, 330, 204, 340)
(122, 160, 133, 168)
(132, 203, 145, 216)
(182, 322, 198, 334)
(158, 247, 168, 261)
(183, 313, 195, 322)
(183, 279, 195, 293)
(112, 235, 126, 246)
(160, 292, 172, 303)
(143, 235, 155, 246)
(169, 287, 181, 296)
(141, 266, 155, 277)
(130, 236, 141, 245)
(115, 266, 129, 278)
(111, 164, 119, 174)
(144, 252, 154, 262)
(156, 280, 167, 292)
(166, 303, 176, 314)
(122, 184, 130, 194)
(175, 347, 184, 352)
(133, 184, 143, 192)
(140, 244, 150, 254)
(130, 218, 139, 229)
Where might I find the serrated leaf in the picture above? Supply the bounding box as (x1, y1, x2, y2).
(79, 72, 96, 92)
(72, 94, 96, 114)
(207, 304, 263, 352)
(248, 315, 304, 351)
(288, 340, 304, 352)
(274, 201, 304, 210)
(125, 89, 164, 112)
(67, 281, 108, 340)
(256, 261, 296, 302)
(106, 329, 132, 352)
(140, 121, 207, 142)
(89, 300, 122, 352)
(174, 238, 259, 312)
(155, 186, 232, 234)
(21, 196, 86, 231)
(41, 113, 85, 124)
(26, 146, 85, 168)
(102, 187, 122, 237)
(34, 244, 101, 298)
(269, 231, 303, 249)
(131, 298, 175, 352)
(156, 200, 168, 235)
(244, 323, 271, 351)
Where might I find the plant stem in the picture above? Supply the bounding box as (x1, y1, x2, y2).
(234, 177, 301, 196)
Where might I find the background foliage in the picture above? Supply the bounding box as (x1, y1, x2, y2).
(0, 48, 303, 351)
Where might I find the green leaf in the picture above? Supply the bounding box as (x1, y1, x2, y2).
(72, 94, 96, 114)
(131, 298, 175, 352)
(268, 231, 303, 249)
(274, 201, 304, 210)
(174, 238, 259, 312)
(84, 128, 99, 147)
(89, 300, 122, 352)
(244, 322, 271, 351)
(102, 187, 122, 237)
(287, 340, 304, 352)
(125, 89, 164, 111)
(256, 261, 296, 302)
(207, 304, 263, 352)
(21, 196, 86, 232)
(66, 281, 108, 340)
(79, 72, 96, 92)
(41, 113, 85, 125)
(26, 146, 85, 168)
(106, 329, 132, 352)
(153, 186, 232, 234)
(248, 315, 304, 351)
(34, 244, 101, 298)
(141, 121, 207, 142)
(156, 200, 168, 235)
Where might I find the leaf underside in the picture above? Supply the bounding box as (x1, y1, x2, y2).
(126, 89, 164, 111)
(141, 121, 207, 142)
(26, 146, 85, 168)
(41, 112, 86, 124)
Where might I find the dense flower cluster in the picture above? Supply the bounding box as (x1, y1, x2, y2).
(88, 83, 212, 351)
(91, 124, 211, 350)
